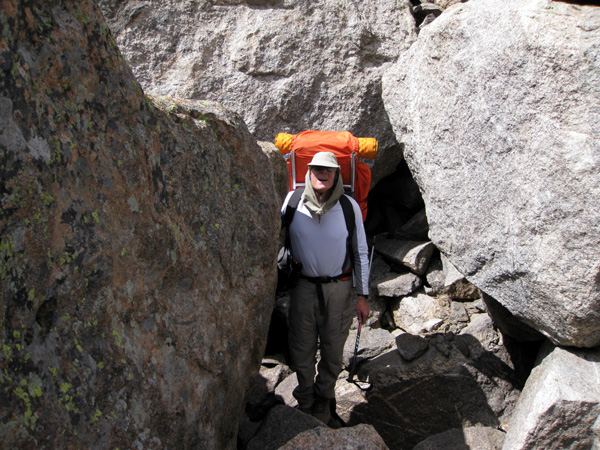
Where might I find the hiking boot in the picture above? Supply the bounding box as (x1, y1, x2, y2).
(327, 416, 344, 429)
(297, 405, 313, 415)
(311, 396, 331, 424)
(327, 398, 345, 428)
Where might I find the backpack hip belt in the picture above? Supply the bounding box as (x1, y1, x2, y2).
(300, 269, 353, 319)
(300, 268, 353, 284)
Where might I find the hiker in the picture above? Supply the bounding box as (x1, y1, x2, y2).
(281, 151, 370, 426)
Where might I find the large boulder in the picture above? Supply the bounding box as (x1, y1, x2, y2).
(0, 1, 279, 449)
(278, 423, 389, 450)
(98, 0, 419, 184)
(246, 405, 325, 450)
(413, 426, 505, 450)
(382, 0, 600, 347)
(502, 343, 600, 449)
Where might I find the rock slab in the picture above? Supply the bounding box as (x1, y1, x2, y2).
(414, 426, 505, 450)
(502, 343, 600, 450)
(98, 0, 420, 184)
(279, 423, 389, 450)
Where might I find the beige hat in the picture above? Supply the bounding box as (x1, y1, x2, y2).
(307, 152, 340, 169)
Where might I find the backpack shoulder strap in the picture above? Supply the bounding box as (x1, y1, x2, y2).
(339, 194, 355, 238)
(282, 187, 304, 229)
(282, 188, 304, 251)
(339, 194, 356, 268)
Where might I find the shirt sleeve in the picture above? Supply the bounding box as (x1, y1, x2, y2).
(281, 190, 294, 215)
(348, 196, 370, 297)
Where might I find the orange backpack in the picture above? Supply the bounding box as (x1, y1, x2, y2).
(274, 130, 377, 221)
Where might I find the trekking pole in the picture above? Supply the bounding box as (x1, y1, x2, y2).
(346, 322, 372, 390)
(347, 321, 361, 382)
(346, 236, 376, 389)
(368, 236, 375, 280)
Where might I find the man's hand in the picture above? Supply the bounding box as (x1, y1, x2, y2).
(355, 295, 370, 325)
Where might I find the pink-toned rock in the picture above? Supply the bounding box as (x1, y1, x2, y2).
(279, 424, 389, 450)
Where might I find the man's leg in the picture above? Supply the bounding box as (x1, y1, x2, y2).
(313, 280, 353, 421)
(288, 279, 319, 411)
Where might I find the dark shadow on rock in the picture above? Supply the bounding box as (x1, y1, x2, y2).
(243, 405, 323, 450)
(554, 0, 599, 4)
(264, 307, 289, 360)
(245, 371, 284, 423)
(453, 333, 539, 391)
(482, 293, 545, 343)
(346, 331, 537, 450)
(365, 160, 426, 239)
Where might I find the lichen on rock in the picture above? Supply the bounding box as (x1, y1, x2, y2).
(0, 1, 279, 448)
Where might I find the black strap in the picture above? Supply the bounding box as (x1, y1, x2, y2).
(301, 272, 352, 318)
(338, 195, 355, 270)
(300, 270, 351, 284)
(316, 281, 326, 317)
(282, 188, 304, 248)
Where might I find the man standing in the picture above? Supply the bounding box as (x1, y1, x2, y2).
(281, 151, 370, 426)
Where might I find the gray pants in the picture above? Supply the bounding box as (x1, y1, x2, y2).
(288, 277, 353, 409)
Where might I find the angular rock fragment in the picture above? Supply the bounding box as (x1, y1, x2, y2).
(376, 239, 435, 275)
(377, 271, 423, 297)
(503, 343, 600, 450)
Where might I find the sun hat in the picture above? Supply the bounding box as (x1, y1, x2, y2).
(307, 152, 340, 169)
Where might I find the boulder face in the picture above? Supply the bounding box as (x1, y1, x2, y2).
(0, 2, 279, 449)
(503, 343, 600, 449)
(98, 0, 419, 183)
(382, 0, 600, 347)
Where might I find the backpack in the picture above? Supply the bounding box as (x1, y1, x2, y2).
(275, 130, 377, 222)
(276, 187, 355, 296)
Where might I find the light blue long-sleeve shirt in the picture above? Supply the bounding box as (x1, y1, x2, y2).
(282, 191, 370, 296)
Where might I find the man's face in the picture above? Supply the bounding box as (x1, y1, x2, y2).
(310, 166, 336, 194)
